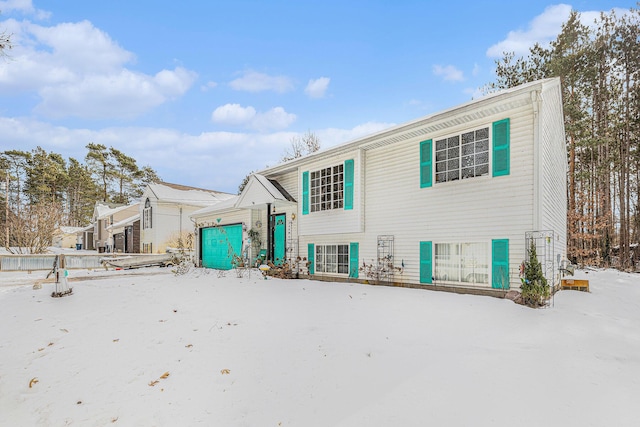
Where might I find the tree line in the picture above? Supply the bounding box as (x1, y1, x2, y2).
(484, 7, 640, 269)
(1, 144, 159, 252)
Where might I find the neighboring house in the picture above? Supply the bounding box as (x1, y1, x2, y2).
(139, 182, 235, 254)
(52, 226, 85, 249)
(78, 224, 95, 250)
(108, 214, 140, 253)
(193, 78, 567, 293)
(92, 202, 140, 253)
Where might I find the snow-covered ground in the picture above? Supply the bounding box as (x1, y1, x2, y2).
(0, 266, 638, 426)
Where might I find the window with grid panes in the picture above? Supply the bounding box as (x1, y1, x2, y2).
(310, 164, 344, 212)
(315, 244, 349, 274)
(435, 127, 489, 183)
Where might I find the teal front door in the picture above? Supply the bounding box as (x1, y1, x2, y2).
(201, 225, 243, 270)
(273, 214, 286, 266)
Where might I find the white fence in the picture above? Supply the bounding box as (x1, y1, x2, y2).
(0, 254, 105, 271)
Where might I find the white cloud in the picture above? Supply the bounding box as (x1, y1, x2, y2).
(250, 107, 296, 131)
(486, 4, 571, 57)
(0, 19, 197, 119)
(486, 5, 632, 58)
(0, 117, 399, 193)
(432, 64, 464, 82)
(34, 67, 196, 119)
(211, 104, 257, 126)
(0, 0, 50, 19)
(229, 70, 294, 93)
(211, 104, 296, 131)
(317, 121, 396, 149)
(305, 77, 330, 98)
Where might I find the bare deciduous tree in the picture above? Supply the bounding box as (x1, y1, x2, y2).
(5, 201, 63, 254)
(0, 29, 11, 58)
(281, 130, 321, 162)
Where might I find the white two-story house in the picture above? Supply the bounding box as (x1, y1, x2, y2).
(193, 78, 567, 294)
(139, 182, 235, 254)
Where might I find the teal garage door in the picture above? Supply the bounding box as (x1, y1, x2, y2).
(201, 225, 243, 270)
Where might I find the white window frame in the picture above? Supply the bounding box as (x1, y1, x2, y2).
(310, 164, 344, 212)
(434, 242, 489, 284)
(435, 126, 490, 184)
(143, 198, 152, 229)
(315, 244, 349, 274)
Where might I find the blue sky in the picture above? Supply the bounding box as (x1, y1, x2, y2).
(0, 0, 635, 194)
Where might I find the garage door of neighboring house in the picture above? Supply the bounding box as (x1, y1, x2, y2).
(201, 225, 243, 270)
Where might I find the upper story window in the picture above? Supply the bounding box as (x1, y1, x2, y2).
(435, 127, 489, 184)
(310, 164, 344, 212)
(143, 198, 152, 229)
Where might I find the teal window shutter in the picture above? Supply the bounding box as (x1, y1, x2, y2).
(420, 139, 432, 188)
(492, 118, 510, 176)
(344, 159, 354, 210)
(349, 242, 359, 278)
(419, 241, 432, 284)
(308, 243, 315, 274)
(302, 171, 309, 215)
(492, 239, 510, 289)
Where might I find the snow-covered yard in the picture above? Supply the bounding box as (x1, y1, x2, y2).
(1, 267, 639, 426)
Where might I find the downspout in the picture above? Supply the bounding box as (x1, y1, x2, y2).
(532, 89, 542, 231)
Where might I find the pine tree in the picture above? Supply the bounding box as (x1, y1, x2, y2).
(521, 241, 550, 307)
(85, 143, 114, 202)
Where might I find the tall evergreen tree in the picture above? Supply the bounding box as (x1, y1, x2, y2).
(66, 158, 100, 226)
(485, 6, 640, 269)
(110, 147, 139, 204)
(85, 143, 113, 202)
(25, 147, 68, 205)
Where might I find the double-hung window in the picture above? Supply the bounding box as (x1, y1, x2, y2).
(310, 164, 344, 212)
(315, 244, 349, 274)
(435, 127, 489, 183)
(143, 198, 152, 229)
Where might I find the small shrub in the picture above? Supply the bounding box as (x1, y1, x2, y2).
(520, 241, 550, 307)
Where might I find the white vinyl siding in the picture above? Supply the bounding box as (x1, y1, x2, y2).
(263, 79, 566, 290)
(356, 104, 536, 289)
(539, 84, 568, 283)
(295, 151, 363, 236)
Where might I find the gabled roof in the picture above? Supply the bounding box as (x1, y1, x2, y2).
(94, 202, 122, 219)
(107, 213, 140, 230)
(145, 182, 235, 207)
(96, 202, 140, 220)
(235, 174, 295, 209)
(259, 77, 561, 176)
(191, 174, 296, 219)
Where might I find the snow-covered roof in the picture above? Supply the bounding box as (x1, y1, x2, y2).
(58, 226, 85, 235)
(146, 182, 235, 207)
(191, 195, 240, 218)
(97, 202, 140, 220)
(190, 174, 296, 219)
(107, 213, 140, 230)
(94, 203, 117, 219)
